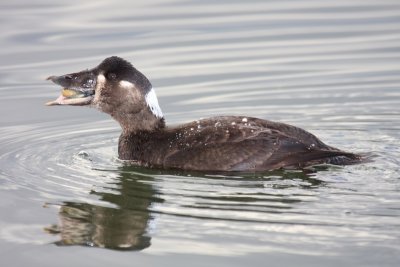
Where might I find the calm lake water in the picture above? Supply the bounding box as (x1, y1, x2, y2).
(1, 0, 400, 266)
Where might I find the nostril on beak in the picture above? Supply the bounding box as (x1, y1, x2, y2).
(65, 75, 73, 80)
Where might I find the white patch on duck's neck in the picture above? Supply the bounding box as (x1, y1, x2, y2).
(145, 87, 163, 118)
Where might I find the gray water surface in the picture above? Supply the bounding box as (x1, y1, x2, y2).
(0, 0, 400, 266)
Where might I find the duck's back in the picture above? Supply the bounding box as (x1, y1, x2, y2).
(130, 116, 360, 171)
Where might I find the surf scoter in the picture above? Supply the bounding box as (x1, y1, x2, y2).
(46, 56, 362, 171)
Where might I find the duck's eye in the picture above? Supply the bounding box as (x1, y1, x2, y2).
(107, 73, 117, 80)
(83, 78, 94, 88)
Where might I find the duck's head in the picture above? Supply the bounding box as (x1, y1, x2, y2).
(47, 56, 164, 132)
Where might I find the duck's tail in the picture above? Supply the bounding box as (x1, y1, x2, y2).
(281, 150, 368, 169)
(306, 150, 371, 167)
(323, 153, 364, 165)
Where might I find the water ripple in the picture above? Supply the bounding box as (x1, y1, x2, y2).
(0, 0, 399, 264)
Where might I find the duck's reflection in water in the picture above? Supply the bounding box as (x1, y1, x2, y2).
(46, 166, 325, 251)
(47, 166, 163, 251)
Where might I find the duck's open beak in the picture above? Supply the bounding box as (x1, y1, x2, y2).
(46, 71, 96, 106)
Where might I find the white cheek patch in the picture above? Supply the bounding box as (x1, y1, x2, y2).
(94, 74, 106, 103)
(145, 87, 163, 118)
(119, 80, 134, 89)
(96, 74, 106, 90)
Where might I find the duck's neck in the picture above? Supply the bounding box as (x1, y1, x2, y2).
(118, 116, 165, 161)
(109, 84, 166, 159)
(111, 86, 166, 133)
(115, 110, 166, 134)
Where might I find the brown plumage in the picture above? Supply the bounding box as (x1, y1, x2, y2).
(118, 116, 360, 171)
(46, 56, 362, 172)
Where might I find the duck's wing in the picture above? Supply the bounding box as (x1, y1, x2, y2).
(163, 134, 276, 171)
(162, 121, 358, 171)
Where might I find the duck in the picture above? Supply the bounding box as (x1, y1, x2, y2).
(46, 56, 362, 172)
